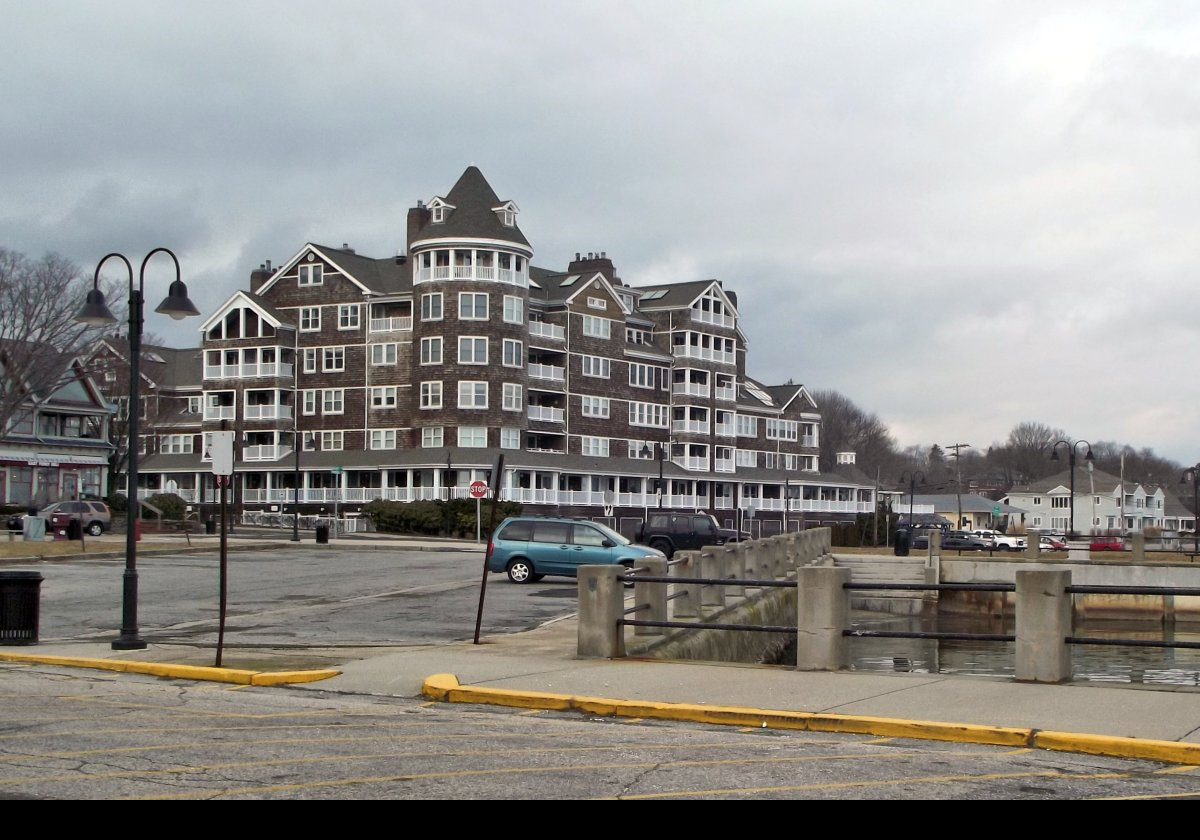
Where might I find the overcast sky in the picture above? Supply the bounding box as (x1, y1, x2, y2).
(4, 2, 1198, 463)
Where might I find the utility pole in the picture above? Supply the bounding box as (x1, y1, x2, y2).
(946, 443, 971, 530)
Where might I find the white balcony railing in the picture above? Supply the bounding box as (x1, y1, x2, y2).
(672, 382, 711, 398)
(369, 316, 413, 332)
(672, 345, 736, 365)
(203, 362, 293, 381)
(714, 458, 735, 473)
(528, 321, 565, 341)
(800, 435, 817, 447)
(203, 406, 235, 421)
(242, 444, 288, 461)
(671, 420, 710, 434)
(416, 265, 529, 286)
(691, 309, 736, 329)
(714, 386, 737, 402)
(527, 405, 565, 423)
(676, 456, 710, 471)
(244, 404, 292, 421)
(528, 363, 565, 382)
(715, 423, 736, 437)
(138, 488, 198, 502)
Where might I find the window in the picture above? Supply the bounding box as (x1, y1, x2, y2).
(371, 343, 397, 366)
(581, 436, 609, 457)
(501, 427, 521, 450)
(320, 431, 343, 451)
(420, 337, 442, 365)
(1051, 497, 1070, 509)
(1033, 497, 1041, 506)
(629, 362, 655, 389)
(581, 355, 610, 378)
(370, 429, 397, 450)
(298, 264, 323, 286)
(303, 348, 317, 373)
(736, 449, 757, 467)
(581, 396, 610, 418)
(458, 381, 488, 409)
(420, 381, 442, 409)
(300, 307, 321, 331)
(322, 347, 345, 372)
(506, 381, 525, 412)
(735, 415, 758, 437)
(322, 389, 344, 415)
(371, 386, 398, 408)
(421, 292, 443, 321)
(302, 390, 317, 415)
(628, 401, 668, 428)
(503, 295, 523, 324)
(338, 305, 360, 330)
(458, 336, 487, 364)
(186, 396, 201, 414)
(587, 296, 607, 310)
(422, 427, 443, 448)
(502, 339, 523, 367)
(458, 292, 488, 320)
(458, 426, 487, 448)
(626, 327, 650, 344)
(766, 419, 798, 441)
(160, 434, 193, 454)
(582, 314, 611, 339)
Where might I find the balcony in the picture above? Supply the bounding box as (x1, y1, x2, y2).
(691, 309, 736, 329)
(671, 419, 710, 434)
(672, 382, 711, 398)
(528, 363, 565, 382)
(529, 321, 565, 342)
(672, 345, 735, 365)
(715, 423, 736, 437)
(715, 385, 737, 402)
(676, 456, 710, 471)
(800, 435, 817, 447)
(527, 405, 565, 423)
(203, 362, 294, 380)
(242, 444, 288, 461)
(203, 406, 235, 421)
(244, 404, 292, 421)
(369, 316, 412, 333)
(714, 458, 735, 473)
(416, 266, 528, 286)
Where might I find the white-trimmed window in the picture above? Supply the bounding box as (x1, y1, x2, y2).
(458, 426, 487, 448)
(586, 296, 607, 310)
(502, 339, 523, 367)
(302, 434, 316, 451)
(338, 305, 360, 330)
(186, 396, 201, 414)
(298, 264, 323, 287)
(628, 401, 668, 428)
(629, 440, 657, 460)
(371, 386, 398, 409)
(581, 436, 609, 457)
(422, 427, 443, 448)
(160, 434, 193, 454)
(322, 347, 345, 372)
(302, 390, 317, 415)
(501, 427, 521, 450)
(581, 355, 610, 378)
(502, 383, 522, 412)
(302, 348, 318, 373)
(371, 343, 397, 366)
(736, 415, 758, 437)
(300, 307, 321, 332)
(420, 337, 442, 365)
(765, 419, 798, 441)
(458, 336, 487, 364)
(370, 429, 397, 450)
(735, 449, 757, 467)
(581, 396, 610, 418)
(320, 431, 343, 451)
(458, 292, 489, 320)
(582, 314, 611, 339)
(420, 381, 442, 409)
(421, 292, 443, 321)
(629, 362, 655, 389)
(322, 389, 344, 415)
(458, 381, 488, 409)
(502, 295, 523, 324)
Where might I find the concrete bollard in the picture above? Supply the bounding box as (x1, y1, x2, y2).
(782, 533, 800, 574)
(699, 548, 726, 609)
(770, 535, 787, 577)
(1130, 532, 1145, 562)
(722, 543, 744, 599)
(670, 550, 701, 619)
(633, 557, 668, 637)
(796, 565, 851, 671)
(1024, 534, 1041, 561)
(756, 540, 773, 579)
(577, 565, 625, 658)
(1015, 569, 1071, 683)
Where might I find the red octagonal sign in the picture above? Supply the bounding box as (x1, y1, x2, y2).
(469, 480, 488, 499)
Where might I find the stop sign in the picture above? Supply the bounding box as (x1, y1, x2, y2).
(469, 480, 488, 499)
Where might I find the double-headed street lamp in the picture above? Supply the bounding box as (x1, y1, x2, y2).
(1181, 465, 1200, 555)
(641, 442, 667, 508)
(76, 249, 199, 650)
(898, 469, 926, 530)
(1049, 439, 1094, 540)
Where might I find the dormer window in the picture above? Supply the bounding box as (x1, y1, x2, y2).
(429, 198, 453, 224)
(493, 202, 518, 228)
(432, 206, 446, 223)
(502, 209, 514, 226)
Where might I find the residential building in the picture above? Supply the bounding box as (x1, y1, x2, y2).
(1002, 468, 1173, 535)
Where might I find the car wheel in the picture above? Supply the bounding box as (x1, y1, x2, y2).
(506, 559, 535, 584)
(86, 522, 103, 537)
(649, 538, 672, 558)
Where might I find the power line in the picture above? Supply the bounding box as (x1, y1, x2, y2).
(946, 443, 971, 529)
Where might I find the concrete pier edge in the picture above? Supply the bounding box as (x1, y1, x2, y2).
(0, 651, 340, 685)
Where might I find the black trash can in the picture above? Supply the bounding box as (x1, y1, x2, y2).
(205, 516, 216, 535)
(894, 527, 911, 557)
(0, 571, 43, 645)
(66, 518, 82, 540)
(315, 523, 329, 544)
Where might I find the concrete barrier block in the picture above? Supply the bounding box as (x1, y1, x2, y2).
(633, 557, 668, 637)
(577, 565, 625, 658)
(796, 565, 851, 670)
(1015, 568, 1071, 683)
(699, 548, 726, 608)
(670, 551, 700, 619)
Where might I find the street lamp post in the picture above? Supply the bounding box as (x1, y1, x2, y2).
(291, 431, 313, 542)
(641, 442, 666, 508)
(1181, 465, 1200, 555)
(898, 469, 926, 531)
(75, 249, 199, 650)
(1049, 439, 1094, 540)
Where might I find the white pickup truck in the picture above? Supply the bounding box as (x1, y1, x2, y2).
(970, 529, 1027, 551)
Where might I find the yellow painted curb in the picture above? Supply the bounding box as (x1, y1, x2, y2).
(420, 673, 1200, 765)
(0, 652, 340, 686)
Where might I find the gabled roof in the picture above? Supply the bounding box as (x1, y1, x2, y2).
(903, 493, 1027, 515)
(1013, 468, 1137, 496)
(200, 290, 291, 334)
(94, 338, 203, 391)
(253, 244, 410, 297)
(633, 279, 722, 310)
(736, 375, 782, 413)
(764, 384, 817, 413)
(411, 167, 531, 250)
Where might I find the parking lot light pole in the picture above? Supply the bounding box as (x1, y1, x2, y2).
(641, 443, 666, 508)
(1050, 439, 1093, 540)
(1182, 465, 1200, 555)
(898, 469, 926, 531)
(75, 249, 199, 650)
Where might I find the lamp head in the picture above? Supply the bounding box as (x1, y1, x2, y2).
(154, 279, 200, 320)
(75, 287, 118, 327)
(1083, 448, 1094, 461)
(1049, 449, 1060, 462)
(641, 444, 652, 459)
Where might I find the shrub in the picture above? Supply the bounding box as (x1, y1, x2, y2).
(142, 493, 186, 521)
(363, 499, 523, 537)
(107, 493, 129, 513)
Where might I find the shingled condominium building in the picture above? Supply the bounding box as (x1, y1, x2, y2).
(128, 167, 877, 536)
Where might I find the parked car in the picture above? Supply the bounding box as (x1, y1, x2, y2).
(943, 531, 991, 551)
(487, 515, 665, 584)
(634, 511, 728, 559)
(1039, 536, 1068, 551)
(42, 500, 112, 536)
(970, 529, 1027, 551)
(1090, 536, 1125, 551)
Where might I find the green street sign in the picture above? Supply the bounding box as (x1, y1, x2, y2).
(332, 467, 343, 475)
(992, 505, 1001, 515)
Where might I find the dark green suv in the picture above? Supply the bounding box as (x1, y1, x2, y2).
(633, 511, 727, 559)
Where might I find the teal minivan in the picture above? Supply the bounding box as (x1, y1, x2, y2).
(487, 515, 665, 583)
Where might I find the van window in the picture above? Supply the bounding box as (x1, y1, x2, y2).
(572, 524, 608, 547)
(499, 520, 532, 541)
(532, 521, 570, 544)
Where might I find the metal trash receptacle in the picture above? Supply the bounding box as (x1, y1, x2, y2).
(205, 516, 216, 535)
(894, 528, 911, 557)
(315, 523, 329, 544)
(66, 518, 83, 540)
(0, 571, 43, 645)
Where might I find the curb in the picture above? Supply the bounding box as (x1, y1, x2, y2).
(0, 652, 340, 686)
(421, 673, 1200, 766)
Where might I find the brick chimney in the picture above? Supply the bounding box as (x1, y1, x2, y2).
(567, 250, 615, 280)
(250, 260, 272, 292)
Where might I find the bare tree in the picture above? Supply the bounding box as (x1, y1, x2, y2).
(810, 389, 898, 478)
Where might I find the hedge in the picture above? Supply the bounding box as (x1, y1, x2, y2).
(363, 499, 523, 538)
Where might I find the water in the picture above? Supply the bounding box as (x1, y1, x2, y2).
(836, 612, 1200, 686)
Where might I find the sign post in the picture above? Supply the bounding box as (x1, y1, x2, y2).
(470, 480, 488, 542)
(208, 429, 235, 668)
(474, 455, 505, 644)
